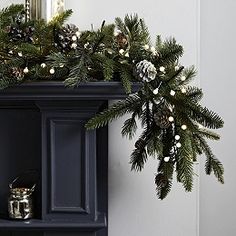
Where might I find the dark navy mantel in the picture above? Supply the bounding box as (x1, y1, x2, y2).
(0, 81, 139, 236)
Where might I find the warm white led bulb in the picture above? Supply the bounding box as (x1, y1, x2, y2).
(176, 142, 182, 148)
(23, 67, 29, 73)
(170, 90, 176, 96)
(50, 68, 55, 74)
(159, 66, 165, 72)
(153, 88, 159, 95)
(175, 135, 180, 140)
(72, 35, 77, 41)
(41, 63, 46, 68)
(168, 116, 174, 122)
(164, 156, 170, 162)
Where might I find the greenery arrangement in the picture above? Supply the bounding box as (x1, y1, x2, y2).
(0, 4, 224, 199)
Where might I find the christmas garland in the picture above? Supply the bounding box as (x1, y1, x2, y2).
(0, 4, 224, 199)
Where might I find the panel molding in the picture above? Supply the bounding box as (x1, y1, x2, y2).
(49, 119, 89, 214)
(38, 101, 104, 223)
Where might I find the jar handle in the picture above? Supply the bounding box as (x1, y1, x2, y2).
(9, 169, 38, 190)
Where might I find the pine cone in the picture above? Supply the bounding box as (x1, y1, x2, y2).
(116, 32, 128, 49)
(154, 105, 172, 128)
(54, 24, 80, 52)
(135, 60, 157, 82)
(6, 25, 35, 43)
(12, 67, 24, 81)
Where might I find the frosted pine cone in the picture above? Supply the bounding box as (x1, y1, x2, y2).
(135, 60, 157, 82)
(54, 24, 80, 52)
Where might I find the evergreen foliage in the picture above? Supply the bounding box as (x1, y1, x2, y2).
(0, 4, 224, 199)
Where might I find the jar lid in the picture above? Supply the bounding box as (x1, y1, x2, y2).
(10, 187, 32, 196)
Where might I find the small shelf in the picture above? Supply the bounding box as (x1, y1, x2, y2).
(0, 217, 106, 231)
(0, 81, 141, 101)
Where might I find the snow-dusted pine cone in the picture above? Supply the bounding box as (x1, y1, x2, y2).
(6, 13, 34, 43)
(54, 24, 80, 52)
(135, 60, 157, 82)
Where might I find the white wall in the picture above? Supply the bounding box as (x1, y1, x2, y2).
(200, 0, 236, 236)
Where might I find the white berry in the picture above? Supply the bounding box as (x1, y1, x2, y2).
(50, 68, 55, 74)
(164, 156, 170, 162)
(176, 142, 182, 148)
(170, 90, 176, 96)
(18, 52, 23, 57)
(181, 88, 187, 93)
(175, 135, 180, 140)
(168, 116, 174, 122)
(23, 67, 29, 73)
(181, 124, 187, 130)
(181, 75, 186, 81)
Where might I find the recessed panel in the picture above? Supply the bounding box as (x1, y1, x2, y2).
(50, 119, 86, 212)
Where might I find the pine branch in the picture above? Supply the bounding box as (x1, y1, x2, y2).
(146, 127, 163, 157)
(196, 134, 224, 183)
(93, 53, 115, 81)
(130, 128, 149, 171)
(185, 86, 203, 102)
(120, 64, 133, 93)
(197, 128, 220, 140)
(176, 131, 194, 192)
(47, 52, 68, 67)
(158, 37, 184, 65)
(155, 35, 162, 49)
(130, 142, 148, 171)
(179, 66, 197, 85)
(155, 160, 174, 199)
(115, 17, 127, 34)
(0, 76, 19, 89)
(48, 9, 73, 26)
(188, 103, 224, 129)
(121, 113, 137, 139)
(64, 55, 88, 87)
(0, 4, 24, 29)
(85, 94, 143, 129)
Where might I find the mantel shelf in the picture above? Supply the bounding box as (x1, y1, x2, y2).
(0, 217, 106, 231)
(0, 81, 141, 101)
